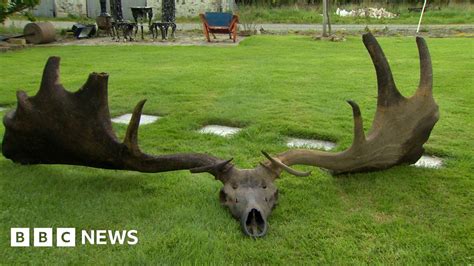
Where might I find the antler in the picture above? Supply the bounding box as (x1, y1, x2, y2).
(264, 33, 439, 175)
(1, 57, 232, 178)
(2, 33, 440, 180)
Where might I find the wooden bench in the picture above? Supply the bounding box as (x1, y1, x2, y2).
(199, 12, 239, 43)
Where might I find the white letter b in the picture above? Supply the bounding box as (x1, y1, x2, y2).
(34, 228, 53, 247)
(11, 228, 30, 247)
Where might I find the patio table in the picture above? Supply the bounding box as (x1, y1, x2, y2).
(131, 6, 153, 40)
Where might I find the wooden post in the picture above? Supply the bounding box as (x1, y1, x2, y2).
(322, 0, 328, 37)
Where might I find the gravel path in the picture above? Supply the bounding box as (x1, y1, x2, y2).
(4, 19, 474, 33)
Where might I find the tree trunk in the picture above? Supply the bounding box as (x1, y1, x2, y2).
(322, 0, 328, 37)
(327, 0, 332, 35)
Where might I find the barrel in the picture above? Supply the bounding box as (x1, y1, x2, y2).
(23, 22, 56, 44)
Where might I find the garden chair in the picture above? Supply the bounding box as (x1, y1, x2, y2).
(199, 12, 239, 43)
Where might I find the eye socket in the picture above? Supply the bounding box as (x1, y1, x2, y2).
(262, 184, 267, 189)
(219, 190, 227, 203)
(232, 184, 238, 189)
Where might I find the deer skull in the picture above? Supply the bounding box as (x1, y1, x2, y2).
(218, 167, 279, 237)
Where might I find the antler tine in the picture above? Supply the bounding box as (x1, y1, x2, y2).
(123, 99, 147, 155)
(362, 33, 404, 107)
(416, 36, 433, 96)
(190, 158, 234, 179)
(262, 151, 311, 177)
(38, 56, 62, 98)
(78, 72, 110, 112)
(15, 91, 33, 115)
(346, 100, 366, 147)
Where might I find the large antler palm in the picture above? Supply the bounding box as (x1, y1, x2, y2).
(1, 57, 232, 177)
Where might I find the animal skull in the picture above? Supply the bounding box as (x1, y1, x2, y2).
(1, 33, 439, 237)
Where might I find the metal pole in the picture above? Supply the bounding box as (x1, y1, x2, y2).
(111, 0, 123, 21)
(416, 0, 428, 33)
(99, 0, 107, 15)
(162, 0, 176, 22)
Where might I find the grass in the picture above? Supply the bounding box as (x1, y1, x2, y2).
(170, 4, 474, 24)
(0, 24, 22, 34)
(0, 35, 473, 264)
(234, 4, 474, 24)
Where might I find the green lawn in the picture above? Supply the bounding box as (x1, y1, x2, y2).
(234, 4, 474, 25)
(0, 36, 473, 264)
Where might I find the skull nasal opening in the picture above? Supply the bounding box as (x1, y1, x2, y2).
(242, 208, 267, 237)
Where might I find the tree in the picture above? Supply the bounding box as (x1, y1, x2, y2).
(322, 0, 332, 37)
(1, 0, 40, 23)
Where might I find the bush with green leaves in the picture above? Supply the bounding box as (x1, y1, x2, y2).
(0, 0, 39, 23)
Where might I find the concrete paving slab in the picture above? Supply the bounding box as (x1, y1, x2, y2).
(413, 155, 443, 169)
(198, 125, 242, 137)
(112, 113, 161, 125)
(286, 137, 336, 151)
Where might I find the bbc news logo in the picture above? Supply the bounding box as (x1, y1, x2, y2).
(11, 228, 138, 247)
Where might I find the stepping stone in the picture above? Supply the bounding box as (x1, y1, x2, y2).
(413, 155, 443, 169)
(111, 114, 161, 125)
(198, 125, 242, 137)
(286, 137, 336, 151)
